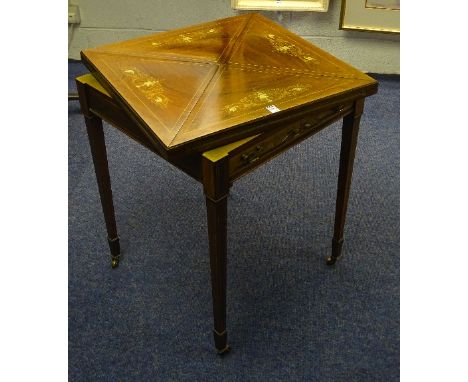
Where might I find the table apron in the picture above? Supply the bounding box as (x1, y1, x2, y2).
(227, 102, 354, 181)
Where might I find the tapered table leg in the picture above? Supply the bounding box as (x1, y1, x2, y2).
(202, 156, 231, 355)
(327, 99, 364, 266)
(85, 114, 121, 268)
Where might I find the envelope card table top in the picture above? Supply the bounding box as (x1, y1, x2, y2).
(81, 13, 377, 158)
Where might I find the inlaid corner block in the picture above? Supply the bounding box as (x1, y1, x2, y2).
(75, 13, 378, 354)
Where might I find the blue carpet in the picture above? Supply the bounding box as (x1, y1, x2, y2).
(69, 61, 399, 381)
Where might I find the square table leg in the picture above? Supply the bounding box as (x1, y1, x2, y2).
(202, 156, 231, 355)
(327, 98, 364, 266)
(84, 114, 121, 268)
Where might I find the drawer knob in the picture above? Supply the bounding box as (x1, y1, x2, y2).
(304, 123, 312, 128)
(241, 145, 263, 164)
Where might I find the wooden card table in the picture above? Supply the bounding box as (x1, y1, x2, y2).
(76, 13, 377, 354)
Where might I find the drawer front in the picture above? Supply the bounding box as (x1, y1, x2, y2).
(228, 102, 353, 179)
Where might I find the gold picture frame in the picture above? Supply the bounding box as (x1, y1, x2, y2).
(231, 0, 329, 12)
(340, 0, 400, 34)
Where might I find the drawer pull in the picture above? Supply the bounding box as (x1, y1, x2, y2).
(335, 105, 345, 113)
(241, 145, 263, 164)
(281, 127, 302, 144)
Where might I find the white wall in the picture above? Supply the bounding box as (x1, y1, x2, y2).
(68, 0, 399, 74)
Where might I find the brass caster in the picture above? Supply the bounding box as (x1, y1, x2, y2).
(111, 258, 120, 268)
(216, 345, 231, 356)
(326, 255, 340, 266)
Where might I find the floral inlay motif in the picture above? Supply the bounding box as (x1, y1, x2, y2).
(123, 68, 168, 108)
(224, 84, 307, 114)
(150, 27, 219, 48)
(266, 34, 319, 64)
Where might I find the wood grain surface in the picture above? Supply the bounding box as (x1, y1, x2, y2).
(81, 13, 377, 156)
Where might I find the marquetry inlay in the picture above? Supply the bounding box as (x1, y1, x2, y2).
(151, 27, 220, 48)
(265, 34, 320, 64)
(81, 13, 376, 152)
(224, 84, 307, 114)
(123, 68, 168, 108)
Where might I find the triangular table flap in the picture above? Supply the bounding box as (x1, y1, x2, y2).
(229, 14, 370, 81)
(83, 50, 218, 147)
(84, 14, 250, 64)
(81, 14, 377, 154)
(169, 64, 370, 147)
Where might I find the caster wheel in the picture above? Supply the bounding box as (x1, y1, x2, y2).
(217, 345, 231, 355)
(111, 258, 120, 268)
(326, 255, 338, 266)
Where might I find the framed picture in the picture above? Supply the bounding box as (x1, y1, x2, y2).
(231, 0, 329, 12)
(340, 0, 400, 34)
